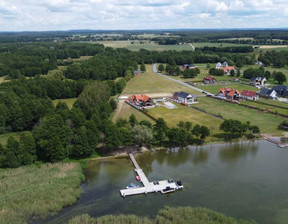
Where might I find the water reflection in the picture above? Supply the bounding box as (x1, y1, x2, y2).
(219, 142, 258, 163)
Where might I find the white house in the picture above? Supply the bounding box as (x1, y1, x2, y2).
(173, 91, 197, 104)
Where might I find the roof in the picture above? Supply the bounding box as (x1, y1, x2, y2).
(204, 76, 215, 81)
(174, 91, 190, 98)
(130, 94, 151, 102)
(218, 87, 239, 96)
(134, 70, 141, 74)
(260, 88, 271, 95)
(219, 66, 235, 72)
(241, 90, 257, 97)
(250, 77, 265, 81)
(272, 85, 288, 91)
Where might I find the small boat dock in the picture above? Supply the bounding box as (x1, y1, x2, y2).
(261, 134, 287, 148)
(120, 154, 183, 197)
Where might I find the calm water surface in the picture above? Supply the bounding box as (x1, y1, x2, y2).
(44, 140, 288, 224)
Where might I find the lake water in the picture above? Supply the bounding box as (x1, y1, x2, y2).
(43, 140, 288, 224)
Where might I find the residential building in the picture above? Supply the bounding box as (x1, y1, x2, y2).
(129, 94, 153, 107)
(203, 76, 217, 84)
(241, 90, 259, 101)
(250, 77, 267, 87)
(173, 91, 197, 104)
(259, 88, 277, 99)
(272, 85, 288, 97)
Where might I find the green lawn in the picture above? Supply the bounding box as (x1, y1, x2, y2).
(121, 65, 199, 96)
(193, 97, 285, 135)
(241, 100, 288, 115)
(117, 102, 155, 124)
(258, 98, 288, 108)
(0, 162, 84, 224)
(52, 98, 77, 109)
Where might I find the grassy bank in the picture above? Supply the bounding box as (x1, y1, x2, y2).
(68, 206, 255, 224)
(0, 162, 84, 224)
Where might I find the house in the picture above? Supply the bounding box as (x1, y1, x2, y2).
(250, 77, 267, 87)
(241, 90, 259, 101)
(272, 85, 288, 97)
(222, 61, 229, 68)
(134, 70, 141, 76)
(232, 78, 239, 82)
(203, 76, 217, 84)
(217, 87, 240, 100)
(182, 64, 195, 70)
(173, 91, 197, 104)
(219, 66, 236, 75)
(255, 61, 264, 66)
(215, 62, 222, 69)
(129, 94, 153, 107)
(259, 88, 277, 99)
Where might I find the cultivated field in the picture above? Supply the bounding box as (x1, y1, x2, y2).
(193, 97, 285, 135)
(52, 98, 77, 109)
(0, 162, 84, 224)
(121, 65, 199, 96)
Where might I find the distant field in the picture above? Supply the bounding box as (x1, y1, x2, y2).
(241, 100, 288, 115)
(0, 131, 31, 146)
(192, 42, 250, 48)
(193, 97, 285, 135)
(52, 98, 77, 109)
(218, 37, 255, 41)
(116, 102, 155, 124)
(121, 64, 199, 96)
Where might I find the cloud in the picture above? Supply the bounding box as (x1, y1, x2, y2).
(0, 0, 286, 31)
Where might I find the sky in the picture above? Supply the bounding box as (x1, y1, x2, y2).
(0, 0, 287, 31)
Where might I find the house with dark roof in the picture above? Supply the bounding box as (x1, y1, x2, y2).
(203, 76, 217, 84)
(241, 90, 259, 101)
(134, 70, 141, 76)
(250, 77, 266, 87)
(129, 94, 153, 107)
(259, 88, 277, 99)
(272, 85, 288, 97)
(173, 91, 197, 104)
(182, 64, 196, 70)
(217, 87, 240, 100)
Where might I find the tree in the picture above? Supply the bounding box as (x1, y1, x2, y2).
(236, 68, 241, 77)
(71, 127, 92, 158)
(264, 71, 271, 80)
(109, 98, 117, 110)
(158, 64, 165, 72)
(129, 114, 138, 127)
(230, 69, 235, 77)
(133, 125, 153, 147)
(140, 63, 146, 72)
(220, 119, 247, 139)
(154, 118, 169, 144)
(200, 126, 210, 139)
(274, 72, 286, 84)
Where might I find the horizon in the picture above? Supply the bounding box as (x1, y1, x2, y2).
(0, 0, 288, 31)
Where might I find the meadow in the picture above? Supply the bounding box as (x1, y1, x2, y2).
(52, 98, 78, 109)
(121, 65, 199, 96)
(0, 162, 84, 224)
(193, 97, 285, 135)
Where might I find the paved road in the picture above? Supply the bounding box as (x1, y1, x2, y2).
(152, 64, 212, 95)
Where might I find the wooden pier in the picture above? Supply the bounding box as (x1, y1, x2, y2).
(261, 134, 287, 148)
(120, 154, 183, 197)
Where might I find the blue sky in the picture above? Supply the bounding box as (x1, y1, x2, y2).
(0, 0, 287, 31)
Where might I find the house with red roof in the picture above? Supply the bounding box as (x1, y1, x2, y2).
(241, 90, 259, 101)
(219, 66, 236, 75)
(129, 94, 153, 107)
(217, 87, 240, 100)
(203, 76, 217, 84)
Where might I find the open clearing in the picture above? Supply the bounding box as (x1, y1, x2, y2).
(193, 97, 285, 135)
(0, 162, 84, 224)
(52, 98, 77, 109)
(121, 65, 199, 96)
(0, 131, 31, 146)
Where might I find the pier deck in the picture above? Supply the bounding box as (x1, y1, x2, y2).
(120, 154, 183, 197)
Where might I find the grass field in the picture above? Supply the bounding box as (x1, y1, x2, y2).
(121, 65, 199, 96)
(193, 97, 285, 135)
(192, 42, 250, 48)
(241, 100, 288, 115)
(0, 131, 31, 146)
(0, 162, 84, 224)
(52, 98, 77, 109)
(117, 102, 155, 124)
(148, 103, 223, 140)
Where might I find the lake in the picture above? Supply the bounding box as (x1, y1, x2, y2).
(43, 140, 288, 224)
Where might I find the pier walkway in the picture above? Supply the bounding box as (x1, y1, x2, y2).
(120, 154, 183, 197)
